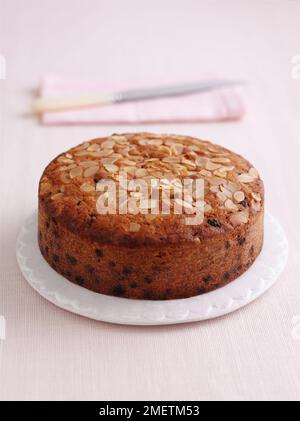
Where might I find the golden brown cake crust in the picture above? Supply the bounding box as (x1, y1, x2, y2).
(38, 133, 264, 300)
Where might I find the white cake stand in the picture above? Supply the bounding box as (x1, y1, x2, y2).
(16, 212, 288, 326)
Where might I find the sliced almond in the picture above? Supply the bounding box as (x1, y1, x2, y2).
(251, 192, 261, 202)
(74, 151, 89, 157)
(217, 191, 227, 202)
(210, 185, 219, 193)
(104, 164, 119, 173)
(220, 185, 233, 198)
(90, 150, 113, 158)
(121, 159, 136, 166)
(51, 192, 64, 201)
(182, 158, 196, 168)
(237, 173, 255, 183)
(249, 167, 259, 178)
(211, 157, 231, 164)
(213, 170, 227, 178)
(200, 169, 212, 178)
(205, 161, 222, 171)
(233, 191, 245, 203)
(204, 204, 212, 213)
(230, 210, 249, 226)
(80, 182, 95, 192)
(61, 173, 71, 184)
(84, 166, 99, 178)
(102, 157, 119, 165)
(210, 176, 225, 186)
(57, 157, 74, 164)
(81, 161, 98, 168)
(226, 181, 240, 193)
(225, 199, 238, 210)
(101, 140, 115, 149)
(129, 222, 141, 232)
(87, 144, 101, 152)
(196, 157, 207, 167)
(218, 165, 235, 173)
(111, 135, 127, 142)
(150, 138, 164, 146)
(59, 164, 76, 172)
(135, 168, 148, 178)
(70, 167, 83, 179)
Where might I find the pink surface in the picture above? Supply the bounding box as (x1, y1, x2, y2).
(41, 76, 245, 124)
(0, 0, 300, 402)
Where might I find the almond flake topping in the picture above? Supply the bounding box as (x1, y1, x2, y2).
(237, 173, 255, 183)
(249, 167, 259, 178)
(233, 191, 245, 203)
(70, 167, 83, 178)
(55, 134, 262, 220)
(251, 192, 261, 202)
(84, 166, 99, 178)
(230, 210, 249, 226)
(104, 164, 119, 173)
(129, 222, 141, 232)
(80, 183, 95, 192)
(51, 192, 64, 201)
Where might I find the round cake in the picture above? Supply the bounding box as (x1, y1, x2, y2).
(38, 133, 264, 300)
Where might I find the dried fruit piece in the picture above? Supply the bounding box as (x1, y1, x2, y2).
(207, 219, 222, 228)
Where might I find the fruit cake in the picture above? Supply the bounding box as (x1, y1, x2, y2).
(38, 133, 264, 300)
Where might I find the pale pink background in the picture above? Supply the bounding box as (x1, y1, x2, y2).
(0, 0, 300, 401)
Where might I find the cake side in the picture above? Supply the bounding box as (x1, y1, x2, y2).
(38, 200, 264, 300)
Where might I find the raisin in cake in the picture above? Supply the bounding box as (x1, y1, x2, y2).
(38, 133, 264, 300)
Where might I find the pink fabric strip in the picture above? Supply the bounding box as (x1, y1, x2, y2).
(40, 76, 245, 125)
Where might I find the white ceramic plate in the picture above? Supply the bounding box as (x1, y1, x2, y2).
(16, 212, 288, 326)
